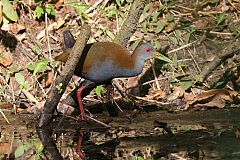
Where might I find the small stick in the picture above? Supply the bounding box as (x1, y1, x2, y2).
(151, 60, 161, 90)
(167, 40, 197, 54)
(0, 109, 10, 124)
(86, 115, 110, 128)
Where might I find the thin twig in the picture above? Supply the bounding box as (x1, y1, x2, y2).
(151, 60, 161, 90)
(167, 40, 197, 54)
(209, 31, 234, 36)
(36, 80, 47, 99)
(10, 80, 16, 115)
(134, 96, 171, 105)
(45, 12, 52, 63)
(142, 77, 169, 86)
(86, 115, 110, 127)
(86, 0, 104, 13)
(0, 109, 10, 124)
(113, 99, 123, 112)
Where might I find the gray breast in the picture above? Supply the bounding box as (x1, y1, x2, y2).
(83, 60, 138, 82)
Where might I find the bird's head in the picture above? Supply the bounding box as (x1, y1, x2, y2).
(135, 42, 158, 61)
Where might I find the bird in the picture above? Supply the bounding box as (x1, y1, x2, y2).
(55, 30, 157, 120)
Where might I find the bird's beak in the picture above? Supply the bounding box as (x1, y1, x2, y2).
(153, 51, 159, 59)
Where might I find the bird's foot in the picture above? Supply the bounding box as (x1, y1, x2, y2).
(79, 112, 86, 120)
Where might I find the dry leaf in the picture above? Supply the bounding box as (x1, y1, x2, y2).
(126, 76, 140, 95)
(45, 71, 54, 87)
(15, 32, 26, 41)
(147, 89, 166, 100)
(186, 89, 240, 109)
(9, 23, 25, 34)
(22, 89, 39, 103)
(165, 22, 177, 33)
(0, 102, 13, 109)
(193, 19, 207, 29)
(0, 52, 13, 67)
(16, 107, 25, 113)
(167, 86, 184, 101)
(36, 30, 45, 40)
(0, 142, 11, 155)
(27, 101, 45, 114)
(54, 0, 64, 10)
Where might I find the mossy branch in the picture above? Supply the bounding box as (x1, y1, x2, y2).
(114, 0, 149, 47)
(38, 25, 91, 128)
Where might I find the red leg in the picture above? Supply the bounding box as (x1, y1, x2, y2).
(77, 86, 86, 120)
(76, 128, 85, 158)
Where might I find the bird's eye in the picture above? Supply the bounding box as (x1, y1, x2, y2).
(146, 47, 151, 52)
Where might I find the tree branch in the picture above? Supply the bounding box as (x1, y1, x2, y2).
(38, 25, 91, 128)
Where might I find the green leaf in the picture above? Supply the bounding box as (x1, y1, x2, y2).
(172, 53, 177, 68)
(154, 40, 161, 50)
(95, 85, 103, 97)
(195, 74, 203, 83)
(156, 53, 173, 63)
(106, 30, 115, 40)
(33, 60, 48, 76)
(45, 4, 55, 16)
(180, 80, 193, 91)
(216, 12, 226, 25)
(129, 39, 141, 51)
(106, 8, 118, 17)
(15, 73, 25, 87)
(22, 89, 38, 103)
(27, 62, 35, 71)
(34, 6, 44, 19)
(155, 22, 165, 33)
(184, 32, 192, 43)
(151, 12, 160, 22)
(169, 36, 178, 45)
(116, 0, 121, 7)
(56, 83, 63, 93)
(14, 144, 25, 158)
(2, 0, 18, 22)
(9, 65, 22, 74)
(166, 13, 174, 22)
(35, 155, 41, 160)
(15, 142, 32, 158)
(177, 125, 192, 131)
(33, 140, 43, 153)
(75, 5, 87, 15)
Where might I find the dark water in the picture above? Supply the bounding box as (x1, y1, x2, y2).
(1, 108, 240, 159)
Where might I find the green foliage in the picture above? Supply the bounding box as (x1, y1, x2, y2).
(177, 125, 192, 131)
(156, 53, 198, 91)
(2, 0, 19, 23)
(166, 13, 174, 22)
(15, 73, 30, 89)
(34, 4, 56, 19)
(95, 85, 103, 97)
(56, 83, 63, 94)
(15, 140, 43, 159)
(131, 156, 145, 160)
(106, 30, 115, 40)
(33, 60, 48, 76)
(65, 2, 87, 16)
(45, 4, 55, 16)
(33, 42, 42, 55)
(216, 12, 228, 25)
(27, 59, 49, 76)
(179, 78, 193, 91)
(156, 53, 173, 63)
(34, 6, 44, 19)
